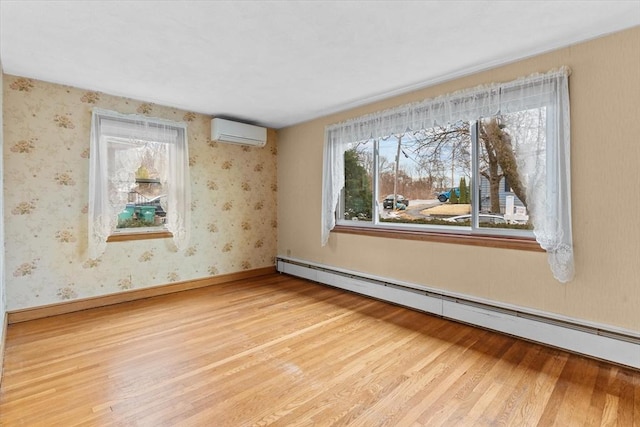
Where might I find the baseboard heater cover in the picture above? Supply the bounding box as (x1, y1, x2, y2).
(276, 256, 639, 370)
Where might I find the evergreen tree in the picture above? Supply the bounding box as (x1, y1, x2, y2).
(459, 177, 469, 204)
(344, 149, 372, 220)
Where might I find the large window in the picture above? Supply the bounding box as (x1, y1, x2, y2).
(323, 68, 574, 282)
(340, 115, 539, 235)
(88, 109, 191, 258)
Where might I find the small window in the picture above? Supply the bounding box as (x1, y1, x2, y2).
(111, 139, 168, 231)
(88, 109, 191, 258)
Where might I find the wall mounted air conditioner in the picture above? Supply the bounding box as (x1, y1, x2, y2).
(211, 118, 267, 147)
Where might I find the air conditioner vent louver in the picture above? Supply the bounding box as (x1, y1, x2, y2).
(211, 118, 267, 147)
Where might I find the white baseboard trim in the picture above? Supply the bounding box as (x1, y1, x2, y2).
(276, 256, 639, 370)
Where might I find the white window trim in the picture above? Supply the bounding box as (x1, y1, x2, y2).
(322, 68, 574, 283)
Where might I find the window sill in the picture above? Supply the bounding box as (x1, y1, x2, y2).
(107, 230, 173, 242)
(332, 224, 544, 252)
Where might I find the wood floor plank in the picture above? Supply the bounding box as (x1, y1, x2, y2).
(635, 370, 640, 427)
(1, 273, 638, 426)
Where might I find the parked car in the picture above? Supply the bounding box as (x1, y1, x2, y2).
(437, 188, 460, 202)
(444, 214, 506, 224)
(382, 194, 409, 209)
(138, 194, 166, 217)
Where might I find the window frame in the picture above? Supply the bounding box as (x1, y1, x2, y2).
(335, 118, 539, 247)
(88, 109, 191, 258)
(105, 134, 172, 237)
(322, 68, 573, 281)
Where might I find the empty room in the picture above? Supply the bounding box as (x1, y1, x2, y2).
(0, 1, 639, 425)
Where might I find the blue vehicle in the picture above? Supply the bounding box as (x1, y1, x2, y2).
(438, 188, 460, 202)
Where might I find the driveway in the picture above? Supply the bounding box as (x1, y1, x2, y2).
(379, 199, 441, 219)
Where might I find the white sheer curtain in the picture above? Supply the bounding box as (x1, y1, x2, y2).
(164, 126, 191, 249)
(322, 67, 574, 283)
(88, 109, 191, 258)
(321, 127, 351, 245)
(511, 72, 574, 283)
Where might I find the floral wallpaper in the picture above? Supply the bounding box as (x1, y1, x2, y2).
(3, 75, 277, 310)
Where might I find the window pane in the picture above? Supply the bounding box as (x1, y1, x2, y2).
(109, 139, 169, 229)
(379, 123, 471, 227)
(477, 111, 542, 231)
(342, 141, 374, 222)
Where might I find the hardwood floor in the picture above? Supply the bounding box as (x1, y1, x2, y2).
(1, 273, 638, 426)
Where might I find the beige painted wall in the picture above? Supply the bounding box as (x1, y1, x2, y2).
(277, 27, 640, 331)
(3, 77, 278, 310)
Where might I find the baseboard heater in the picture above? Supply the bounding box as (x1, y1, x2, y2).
(276, 256, 639, 370)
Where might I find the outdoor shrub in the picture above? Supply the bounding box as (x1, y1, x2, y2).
(449, 187, 459, 204)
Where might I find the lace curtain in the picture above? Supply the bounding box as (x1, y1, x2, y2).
(88, 109, 191, 258)
(322, 67, 574, 283)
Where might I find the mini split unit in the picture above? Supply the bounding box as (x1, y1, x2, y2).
(210, 118, 267, 147)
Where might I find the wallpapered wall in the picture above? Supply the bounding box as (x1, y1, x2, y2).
(3, 75, 277, 310)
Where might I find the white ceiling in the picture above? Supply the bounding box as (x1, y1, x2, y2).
(1, 1, 639, 129)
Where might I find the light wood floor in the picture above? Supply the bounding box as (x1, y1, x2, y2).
(1, 273, 638, 426)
